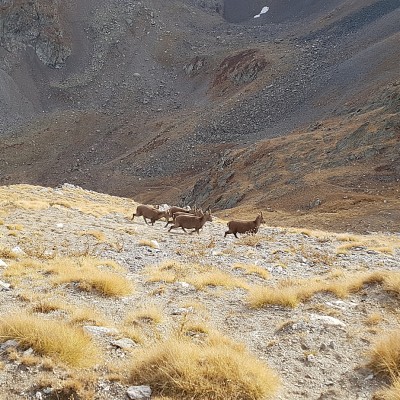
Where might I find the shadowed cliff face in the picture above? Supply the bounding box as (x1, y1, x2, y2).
(0, 0, 71, 68)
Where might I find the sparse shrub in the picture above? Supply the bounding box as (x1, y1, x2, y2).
(0, 312, 100, 367)
(129, 334, 280, 399)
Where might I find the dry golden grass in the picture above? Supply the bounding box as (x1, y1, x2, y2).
(4, 256, 133, 297)
(0, 184, 136, 218)
(336, 242, 364, 254)
(375, 377, 400, 400)
(129, 333, 279, 400)
(125, 305, 163, 325)
(67, 306, 108, 327)
(233, 262, 270, 279)
(235, 234, 264, 247)
(146, 260, 248, 290)
(190, 270, 249, 290)
(31, 298, 65, 314)
(79, 230, 106, 242)
(364, 313, 384, 326)
(0, 246, 18, 259)
(247, 271, 389, 308)
(368, 330, 400, 377)
(0, 312, 100, 367)
(6, 223, 23, 231)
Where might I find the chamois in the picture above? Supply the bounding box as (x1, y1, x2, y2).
(168, 210, 212, 234)
(164, 207, 202, 227)
(224, 213, 265, 238)
(132, 205, 169, 226)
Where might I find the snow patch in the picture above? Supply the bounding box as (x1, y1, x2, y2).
(254, 6, 269, 19)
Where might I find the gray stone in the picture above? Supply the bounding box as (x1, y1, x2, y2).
(111, 338, 136, 349)
(127, 385, 152, 400)
(0, 339, 19, 351)
(83, 326, 119, 335)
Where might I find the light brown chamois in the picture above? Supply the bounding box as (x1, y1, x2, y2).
(224, 212, 265, 238)
(168, 210, 212, 234)
(164, 207, 202, 227)
(132, 205, 169, 226)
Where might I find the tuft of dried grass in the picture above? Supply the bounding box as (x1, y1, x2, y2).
(0, 312, 100, 367)
(146, 260, 248, 290)
(79, 230, 106, 242)
(0, 246, 18, 260)
(247, 271, 388, 308)
(5, 256, 134, 297)
(125, 305, 163, 325)
(129, 334, 279, 400)
(233, 263, 270, 279)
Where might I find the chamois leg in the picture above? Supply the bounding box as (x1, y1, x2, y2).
(143, 216, 150, 225)
(181, 227, 188, 233)
(132, 213, 136, 221)
(234, 232, 238, 238)
(168, 224, 179, 232)
(151, 219, 155, 226)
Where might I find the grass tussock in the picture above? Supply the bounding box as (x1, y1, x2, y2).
(235, 235, 264, 247)
(374, 377, 400, 400)
(5, 256, 133, 297)
(79, 230, 106, 242)
(129, 334, 279, 400)
(6, 223, 24, 231)
(247, 271, 389, 308)
(125, 305, 163, 325)
(146, 260, 248, 290)
(0, 246, 18, 260)
(233, 263, 270, 279)
(368, 330, 400, 377)
(0, 312, 100, 367)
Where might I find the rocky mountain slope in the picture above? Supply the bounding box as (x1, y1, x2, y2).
(0, 0, 399, 232)
(0, 184, 400, 400)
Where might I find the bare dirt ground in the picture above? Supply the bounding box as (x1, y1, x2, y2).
(0, 184, 399, 399)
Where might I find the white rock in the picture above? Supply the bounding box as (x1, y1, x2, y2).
(83, 326, 118, 335)
(0, 280, 11, 290)
(310, 314, 346, 327)
(56, 223, 64, 228)
(12, 246, 24, 255)
(0, 339, 18, 350)
(0, 259, 8, 267)
(127, 386, 152, 400)
(150, 240, 159, 249)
